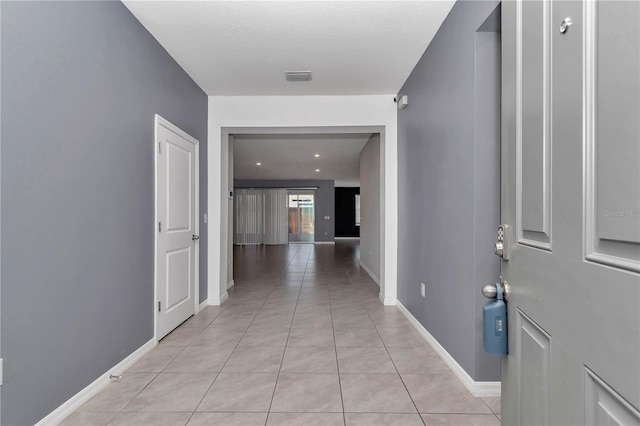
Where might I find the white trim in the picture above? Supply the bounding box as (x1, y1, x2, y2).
(35, 339, 156, 426)
(227, 279, 235, 290)
(314, 241, 335, 245)
(154, 114, 200, 340)
(358, 260, 380, 286)
(199, 299, 209, 311)
(396, 301, 501, 397)
(210, 291, 229, 306)
(334, 237, 360, 240)
(209, 96, 398, 320)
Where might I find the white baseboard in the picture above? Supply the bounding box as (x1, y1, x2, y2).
(314, 241, 335, 245)
(227, 279, 235, 290)
(209, 291, 229, 306)
(35, 338, 156, 426)
(396, 301, 501, 398)
(199, 299, 209, 311)
(359, 260, 380, 286)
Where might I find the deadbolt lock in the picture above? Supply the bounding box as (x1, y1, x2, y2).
(494, 225, 510, 260)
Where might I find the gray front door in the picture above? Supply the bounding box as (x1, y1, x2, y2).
(501, 1, 640, 424)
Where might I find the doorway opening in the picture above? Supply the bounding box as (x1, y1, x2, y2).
(288, 191, 315, 243)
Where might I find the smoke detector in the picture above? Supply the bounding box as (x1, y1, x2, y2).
(285, 71, 312, 82)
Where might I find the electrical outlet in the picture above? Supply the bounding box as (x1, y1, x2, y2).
(420, 283, 426, 298)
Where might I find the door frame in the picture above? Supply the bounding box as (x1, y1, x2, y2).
(287, 190, 316, 243)
(153, 114, 200, 341)
(215, 124, 390, 305)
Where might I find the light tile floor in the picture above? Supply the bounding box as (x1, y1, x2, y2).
(63, 242, 500, 425)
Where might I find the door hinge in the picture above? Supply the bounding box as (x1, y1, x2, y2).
(158, 142, 162, 154)
(158, 301, 161, 312)
(0, 358, 4, 386)
(158, 221, 162, 232)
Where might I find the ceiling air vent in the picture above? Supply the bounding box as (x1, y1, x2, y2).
(285, 71, 312, 82)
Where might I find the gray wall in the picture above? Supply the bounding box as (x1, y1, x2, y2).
(234, 180, 335, 242)
(1, 2, 208, 424)
(359, 135, 381, 281)
(397, 1, 501, 382)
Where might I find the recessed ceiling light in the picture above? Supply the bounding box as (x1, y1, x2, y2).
(315, 169, 320, 172)
(314, 154, 320, 158)
(256, 162, 262, 166)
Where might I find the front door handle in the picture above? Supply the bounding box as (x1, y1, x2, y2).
(494, 224, 510, 260)
(192, 234, 200, 241)
(482, 280, 511, 302)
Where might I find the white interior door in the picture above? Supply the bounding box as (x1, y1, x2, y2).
(501, 1, 640, 424)
(155, 115, 199, 340)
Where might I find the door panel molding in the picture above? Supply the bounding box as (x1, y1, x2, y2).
(585, 368, 640, 425)
(583, 0, 640, 273)
(517, 309, 551, 426)
(516, 0, 552, 250)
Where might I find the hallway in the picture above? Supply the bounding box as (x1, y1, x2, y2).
(63, 242, 500, 425)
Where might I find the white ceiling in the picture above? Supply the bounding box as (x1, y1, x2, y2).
(122, 1, 455, 96)
(233, 134, 373, 186)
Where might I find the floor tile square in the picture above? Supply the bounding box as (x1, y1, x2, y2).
(421, 414, 500, 425)
(123, 373, 215, 412)
(267, 412, 345, 425)
(481, 396, 501, 415)
(159, 328, 202, 347)
(281, 346, 338, 373)
(334, 327, 384, 347)
(386, 346, 450, 374)
(222, 346, 285, 373)
(190, 326, 245, 347)
(238, 326, 290, 347)
(79, 373, 157, 412)
(401, 373, 492, 414)
(271, 373, 342, 412)
(164, 345, 234, 373)
(377, 328, 425, 347)
(197, 373, 277, 412)
(127, 346, 184, 373)
(180, 308, 221, 328)
(332, 315, 375, 329)
(110, 411, 191, 425)
(337, 347, 396, 373)
(340, 373, 416, 413)
(188, 412, 268, 425)
(288, 327, 335, 347)
(60, 411, 116, 425)
(345, 413, 424, 425)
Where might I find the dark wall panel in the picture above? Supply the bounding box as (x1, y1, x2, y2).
(335, 187, 360, 237)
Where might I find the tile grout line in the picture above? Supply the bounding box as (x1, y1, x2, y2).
(327, 259, 347, 426)
(186, 245, 303, 425)
(264, 243, 309, 424)
(366, 309, 427, 425)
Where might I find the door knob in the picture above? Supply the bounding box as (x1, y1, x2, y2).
(192, 234, 200, 240)
(482, 281, 511, 302)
